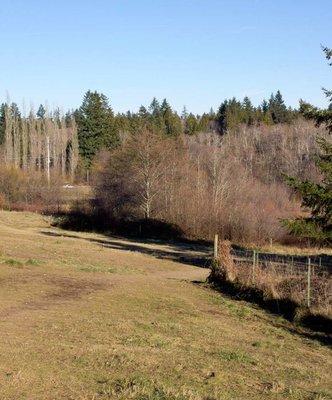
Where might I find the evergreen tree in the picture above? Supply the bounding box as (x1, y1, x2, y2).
(198, 113, 210, 132)
(242, 96, 254, 125)
(217, 98, 243, 132)
(160, 98, 170, 114)
(10, 103, 21, 119)
(185, 113, 199, 135)
(160, 99, 182, 136)
(76, 91, 119, 169)
(138, 105, 149, 119)
(181, 106, 188, 119)
(261, 99, 269, 114)
(260, 99, 273, 124)
(283, 48, 332, 244)
(217, 100, 228, 132)
(269, 90, 289, 123)
(149, 97, 160, 117)
(147, 97, 164, 132)
(37, 104, 46, 119)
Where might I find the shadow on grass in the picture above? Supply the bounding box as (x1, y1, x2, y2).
(201, 279, 332, 346)
(41, 230, 211, 269)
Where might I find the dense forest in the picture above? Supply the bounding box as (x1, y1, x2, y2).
(0, 89, 298, 176)
(73, 89, 297, 174)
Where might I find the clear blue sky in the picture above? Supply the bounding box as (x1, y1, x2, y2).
(1, 0, 331, 114)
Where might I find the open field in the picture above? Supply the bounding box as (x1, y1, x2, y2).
(0, 210, 331, 400)
(248, 243, 332, 257)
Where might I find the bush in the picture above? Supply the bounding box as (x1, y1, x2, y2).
(0, 166, 63, 213)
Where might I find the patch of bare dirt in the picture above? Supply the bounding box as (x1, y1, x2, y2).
(0, 274, 110, 319)
(44, 275, 108, 300)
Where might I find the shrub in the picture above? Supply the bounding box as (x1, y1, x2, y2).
(0, 166, 63, 213)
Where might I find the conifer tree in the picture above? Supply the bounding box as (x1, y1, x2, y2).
(260, 99, 273, 124)
(149, 97, 160, 117)
(37, 104, 46, 119)
(160, 99, 182, 136)
(76, 91, 119, 169)
(269, 90, 289, 123)
(138, 105, 148, 119)
(185, 113, 199, 135)
(242, 96, 254, 125)
(181, 106, 188, 119)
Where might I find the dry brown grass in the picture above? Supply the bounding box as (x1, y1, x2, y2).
(233, 261, 331, 315)
(254, 242, 332, 256)
(0, 211, 331, 399)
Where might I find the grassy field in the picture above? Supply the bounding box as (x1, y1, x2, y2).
(0, 210, 331, 400)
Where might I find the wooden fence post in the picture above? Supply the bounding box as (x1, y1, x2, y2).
(291, 255, 294, 275)
(307, 258, 311, 308)
(214, 234, 218, 260)
(252, 250, 256, 283)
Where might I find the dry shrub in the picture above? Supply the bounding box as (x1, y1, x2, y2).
(0, 193, 6, 209)
(0, 166, 64, 213)
(93, 120, 326, 245)
(215, 240, 236, 282)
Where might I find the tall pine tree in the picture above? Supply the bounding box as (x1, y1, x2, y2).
(75, 91, 119, 169)
(160, 99, 182, 136)
(269, 90, 289, 123)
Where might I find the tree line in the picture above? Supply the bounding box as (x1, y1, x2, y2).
(73, 89, 297, 175)
(0, 48, 330, 245)
(0, 89, 297, 179)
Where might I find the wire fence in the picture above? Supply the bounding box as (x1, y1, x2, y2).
(231, 248, 332, 277)
(231, 250, 331, 310)
(211, 236, 331, 311)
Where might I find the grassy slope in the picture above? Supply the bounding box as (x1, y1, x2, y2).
(0, 210, 330, 400)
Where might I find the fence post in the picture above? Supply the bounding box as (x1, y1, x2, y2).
(307, 258, 311, 308)
(291, 256, 294, 275)
(214, 234, 218, 260)
(252, 250, 256, 283)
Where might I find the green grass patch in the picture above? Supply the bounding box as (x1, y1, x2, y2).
(1, 258, 24, 267)
(26, 258, 42, 266)
(78, 264, 117, 273)
(217, 349, 256, 365)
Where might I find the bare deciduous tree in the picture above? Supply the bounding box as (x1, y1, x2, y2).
(0, 103, 78, 183)
(94, 120, 326, 244)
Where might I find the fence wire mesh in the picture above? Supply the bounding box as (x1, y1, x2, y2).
(210, 246, 332, 312)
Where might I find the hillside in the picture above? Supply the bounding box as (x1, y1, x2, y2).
(0, 211, 330, 400)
